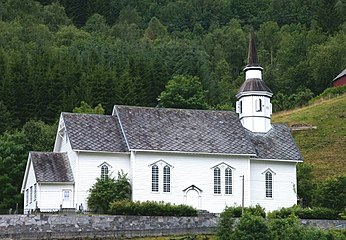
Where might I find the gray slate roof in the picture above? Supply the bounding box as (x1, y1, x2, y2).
(60, 106, 302, 161)
(30, 152, 74, 182)
(115, 106, 257, 155)
(238, 78, 272, 94)
(62, 113, 127, 152)
(246, 124, 303, 161)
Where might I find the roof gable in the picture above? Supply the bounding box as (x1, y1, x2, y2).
(30, 152, 74, 182)
(62, 113, 127, 152)
(115, 106, 257, 155)
(333, 68, 346, 81)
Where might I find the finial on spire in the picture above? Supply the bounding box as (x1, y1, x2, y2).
(247, 29, 258, 66)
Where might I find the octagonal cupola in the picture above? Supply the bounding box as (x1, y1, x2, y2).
(236, 30, 273, 133)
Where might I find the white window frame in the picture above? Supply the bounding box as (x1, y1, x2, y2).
(33, 184, 37, 201)
(225, 167, 233, 195)
(256, 98, 262, 112)
(152, 165, 159, 192)
(29, 186, 33, 203)
(101, 165, 109, 180)
(163, 165, 171, 193)
(262, 168, 276, 199)
(214, 167, 221, 194)
(149, 159, 173, 194)
(98, 162, 112, 181)
(63, 189, 71, 201)
(211, 162, 235, 195)
(26, 189, 29, 206)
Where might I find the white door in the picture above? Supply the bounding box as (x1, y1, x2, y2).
(62, 189, 72, 208)
(186, 189, 199, 209)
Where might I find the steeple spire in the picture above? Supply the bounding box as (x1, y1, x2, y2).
(247, 29, 258, 66)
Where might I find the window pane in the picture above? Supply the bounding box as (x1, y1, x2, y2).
(152, 165, 159, 192)
(34, 184, 37, 201)
(63, 190, 70, 200)
(163, 166, 170, 192)
(265, 172, 273, 198)
(101, 165, 108, 180)
(214, 167, 221, 194)
(225, 168, 232, 194)
(26, 189, 29, 206)
(30, 186, 33, 203)
(256, 99, 262, 112)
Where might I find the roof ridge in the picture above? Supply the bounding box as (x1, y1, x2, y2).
(115, 105, 238, 114)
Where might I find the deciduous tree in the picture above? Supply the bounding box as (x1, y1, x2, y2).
(159, 75, 208, 109)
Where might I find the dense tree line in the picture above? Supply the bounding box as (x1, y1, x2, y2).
(0, 0, 346, 129)
(0, 0, 346, 211)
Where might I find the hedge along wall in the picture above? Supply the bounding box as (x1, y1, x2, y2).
(0, 214, 346, 240)
(0, 214, 218, 240)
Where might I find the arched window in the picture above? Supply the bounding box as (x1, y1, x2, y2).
(214, 167, 221, 194)
(152, 165, 159, 192)
(101, 165, 109, 180)
(225, 167, 232, 194)
(265, 171, 273, 198)
(163, 165, 170, 192)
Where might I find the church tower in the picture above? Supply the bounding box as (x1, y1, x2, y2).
(236, 30, 273, 133)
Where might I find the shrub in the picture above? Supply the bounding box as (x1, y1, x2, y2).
(87, 171, 131, 213)
(268, 205, 341, 220)
(109, 200, 197, 216)
(220, 204, 266, 218)
(313, 175, 346, 212)
(231, 213, 272, 240)
(269, 214, 302, 240)
(219, 206, 346, 240)
(217, 207, 237, 240)
(310, 85, 346, 104)
(217, 205, 266, 240)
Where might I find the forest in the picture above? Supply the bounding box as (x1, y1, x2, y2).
(0, 0, 346, 212)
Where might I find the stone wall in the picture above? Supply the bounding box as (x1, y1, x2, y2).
(0, 214, 218, 240)
(301, 219, 346, 230)
(0, 214, 345, 240)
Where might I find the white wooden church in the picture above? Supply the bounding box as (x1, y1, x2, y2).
(21, 33, 302, 214)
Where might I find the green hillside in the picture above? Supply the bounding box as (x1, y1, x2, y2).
(273, 94, 346, 179)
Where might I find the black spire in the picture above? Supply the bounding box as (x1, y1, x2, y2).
(247, 29, 258, 66)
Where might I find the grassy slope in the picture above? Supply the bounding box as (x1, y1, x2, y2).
(272, 94, 346, 179)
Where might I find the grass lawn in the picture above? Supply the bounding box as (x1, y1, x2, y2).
(273, 94, 346, 179)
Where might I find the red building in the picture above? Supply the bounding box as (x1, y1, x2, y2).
(332, 69, 346, 87)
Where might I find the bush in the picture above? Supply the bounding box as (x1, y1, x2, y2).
(87, 171, 131, 213)
(270, 216, 346, 240)
(310, 85, 346, 104)
(220, 205, 266, 218)
(313, 175, 346, 212)
(231, 213, 271, 240)
(269, 214, 301, 240)
(109, 200, 197, 216)
(268, 205, 341, 220)
(218, 206, 346, 240)
(217, 205, 266, 240)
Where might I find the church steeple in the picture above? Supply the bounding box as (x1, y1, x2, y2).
(236, 30, 273, 133)
(243, 29, 264, 81)
(247, 29, 258, 66)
